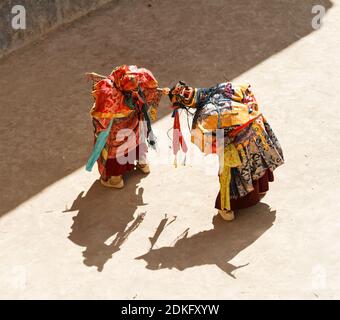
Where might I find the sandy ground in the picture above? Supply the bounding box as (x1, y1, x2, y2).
(0, 0, 339, 299)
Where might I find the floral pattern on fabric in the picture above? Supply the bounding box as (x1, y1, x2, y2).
(230, 116, 284, 199)
(170, 81, 284, 206)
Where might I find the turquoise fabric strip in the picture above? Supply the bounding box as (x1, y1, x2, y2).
(85, 119, 114, 172)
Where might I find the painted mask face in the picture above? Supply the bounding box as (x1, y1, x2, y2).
(170, 82, 195, 105)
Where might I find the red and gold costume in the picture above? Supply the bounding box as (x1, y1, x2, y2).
(88, 65, 162, 180)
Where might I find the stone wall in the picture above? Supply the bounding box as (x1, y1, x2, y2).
(0, 0, 114, 58)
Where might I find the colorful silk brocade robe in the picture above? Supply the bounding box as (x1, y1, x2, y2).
(169, 81, 284, 210)
(89, 65, 162, 179)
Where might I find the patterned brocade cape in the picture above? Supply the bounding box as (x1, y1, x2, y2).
(170, 82, 284, 210)
(90, 65, 162, 178)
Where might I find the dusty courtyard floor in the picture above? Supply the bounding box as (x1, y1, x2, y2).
(0, 0, 339, 299)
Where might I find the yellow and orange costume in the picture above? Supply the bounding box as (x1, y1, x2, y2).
(169, 81, 284, 211)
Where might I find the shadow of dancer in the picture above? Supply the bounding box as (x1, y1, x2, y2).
(0, 0, 333, 219)
(149, 214, 177, 249)
(65, 170, 146, 271)
(137, 203, 276, 278)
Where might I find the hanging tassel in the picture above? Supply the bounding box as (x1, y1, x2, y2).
(139, 86, 158, 150)
(172, 108, 188, 167)
(86, 119, 113, 172)
(182, 154, 187, 166)
(147, 130, 157, 150)
(173, 155, 178, 168)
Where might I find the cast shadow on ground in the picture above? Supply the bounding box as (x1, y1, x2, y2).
(136, 202, 276, 278)
(0, 0, 333, 218)
(65, 170, 146, 271)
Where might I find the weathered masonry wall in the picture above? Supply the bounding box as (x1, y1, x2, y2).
(0, 0, 114, 58)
